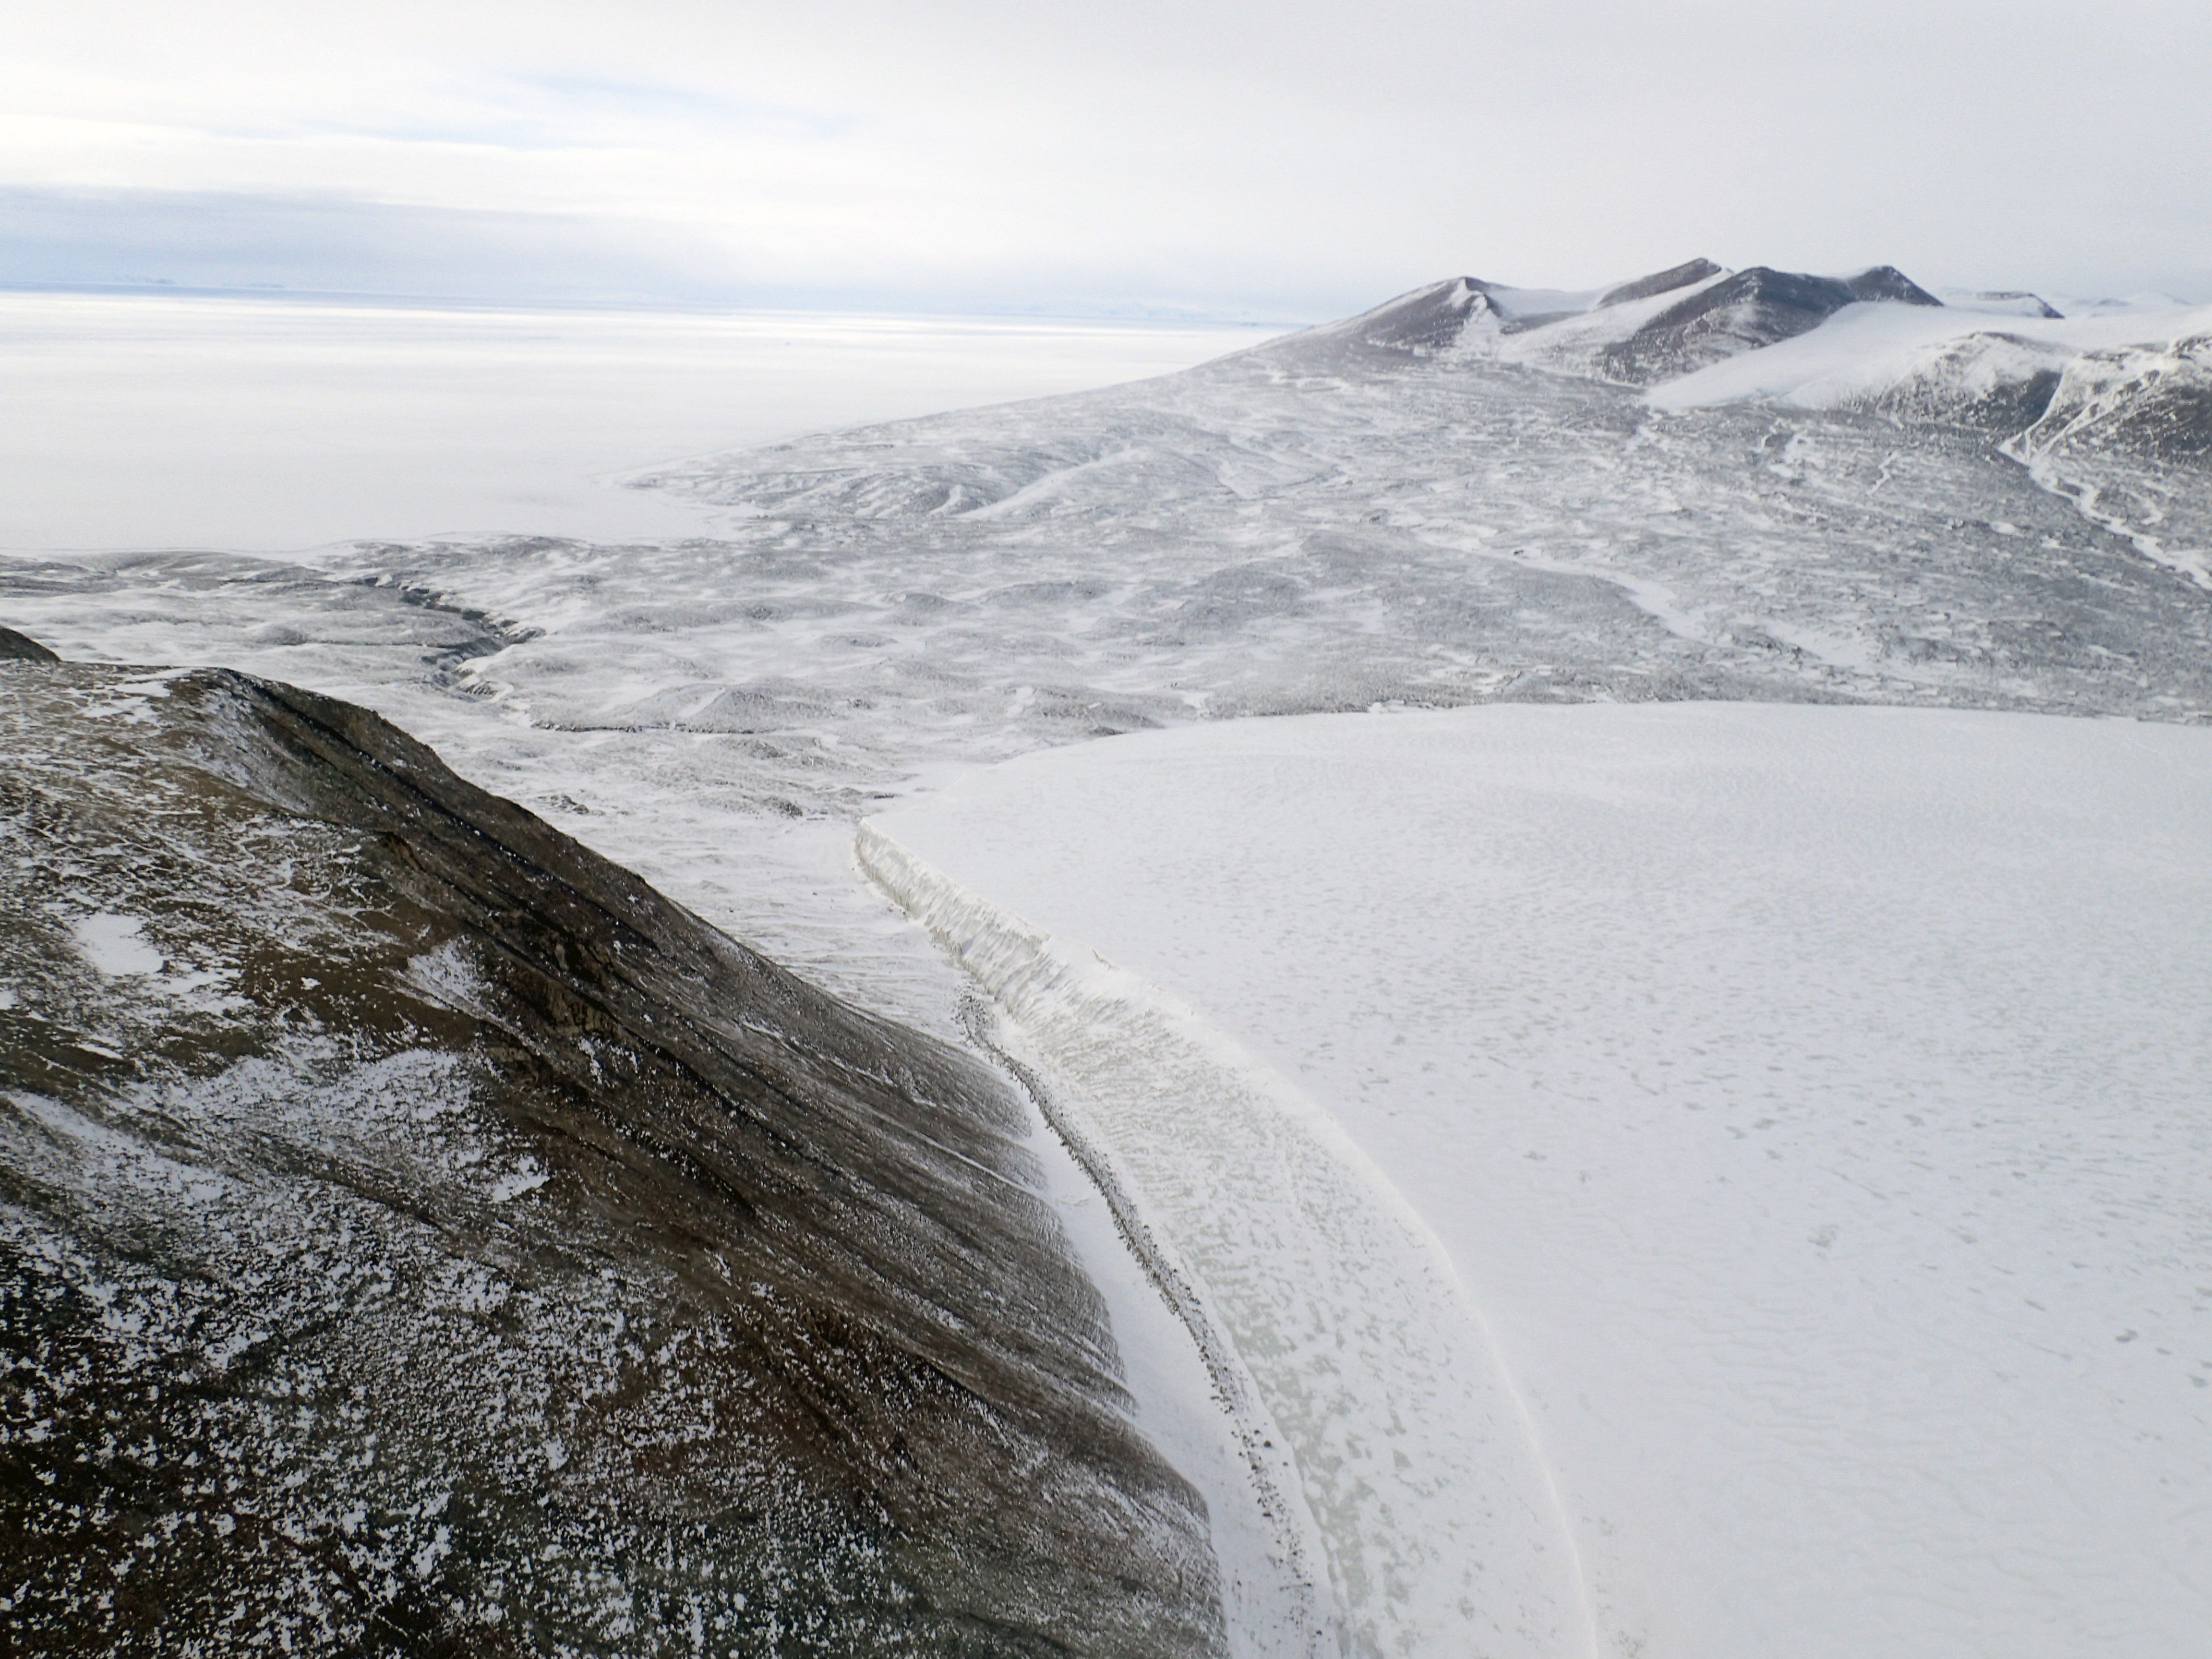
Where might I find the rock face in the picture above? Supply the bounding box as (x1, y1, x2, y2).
(2020, 336, 2212, 466)
(0, 626, 59, 663)
(1970, 291, 2065, 319)
(1594, 258, 1726, 310)
(0, 646, 1223, 1656)
(1847, 332, 2074, 432)
(1339, 275, 1499, 352)
(1330, 261, 1729, 355)
(1327, 260, 1947, 383)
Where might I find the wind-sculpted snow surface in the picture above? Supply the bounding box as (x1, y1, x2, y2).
(868, 703, 2212, 1659)
(0, 652, 1224, 1656)
(630, 277, 2212, 751)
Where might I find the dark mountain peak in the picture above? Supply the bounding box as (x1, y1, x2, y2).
(1974, 290, 2066, 319)
(1597, 258, 1726, 309)
(1303, 258, 1943, 382)
(0, 625, 60, 663)
(1602, 262, 1941, 383)
(1339, 276, 1498, 351)
(1843, 265, 1944, 307)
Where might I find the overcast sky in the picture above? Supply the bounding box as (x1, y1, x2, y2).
(4, 0, 2207, 316)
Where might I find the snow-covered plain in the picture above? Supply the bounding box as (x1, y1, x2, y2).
(0, 290, 1273, 550)
(869, 702, 2212, 1659)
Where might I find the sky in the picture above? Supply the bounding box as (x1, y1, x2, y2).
(3, 0, 2208, 318)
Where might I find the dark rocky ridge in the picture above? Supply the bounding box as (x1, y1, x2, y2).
(2023, 336, 2212, 465)
(0, 625, 59, 663)
(1972, 290, 2065, 319)
(1596, 257, 1725, 309)
(1334, 261, 1725, 354)
(1333, 259, 1946, 383)
(1599, 264, 1942, 383)
(0, 644, 1223, 1656)
(1340, 276, 1495, 352)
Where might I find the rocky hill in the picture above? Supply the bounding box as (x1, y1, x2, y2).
(0, 641, 1223, 1656)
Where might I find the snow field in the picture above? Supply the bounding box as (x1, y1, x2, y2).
(0, 290, 1272, 551)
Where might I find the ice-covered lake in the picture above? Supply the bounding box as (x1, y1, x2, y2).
(869, 701, 2212, 1659)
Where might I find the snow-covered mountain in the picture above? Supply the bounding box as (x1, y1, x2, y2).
(1320, 256, 2210, 482)
(1329, 258, 1945, 384)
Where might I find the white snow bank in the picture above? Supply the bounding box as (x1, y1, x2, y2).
(871, 702, 2212, 1659)
(71, 912, 165, 977)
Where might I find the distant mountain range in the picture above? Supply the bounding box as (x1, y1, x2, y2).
(1320, 258, 2210, 469)
(1336, 259, 1937, 377)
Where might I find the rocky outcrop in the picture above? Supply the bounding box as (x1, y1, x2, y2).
(1302, 260, 1944, 380)
(2018, 336, 2212, 467)
(0, 625, 59, 663)
(0, 642, 1223, 1656)
(1334, 275, 1501, 352)
(1600, 264, 1942, 383)
(1969, 291, 2065, 319)
(1845, 332, 2074, 431)
(1333, 260, 1730, 357)
(1595, 258, 1725, 310)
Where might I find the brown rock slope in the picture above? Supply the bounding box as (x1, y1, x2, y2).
(0, 645, 1223, 1656)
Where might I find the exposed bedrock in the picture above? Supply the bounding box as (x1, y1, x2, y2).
(0, 626, 60, 664)
(1335, 274, 1496, 352)
(1594, 256, 1725, 309)
(1329, 259, 1943, 376)
(2021, 336, 2212, 466)
(0, 641, 1223, 1656)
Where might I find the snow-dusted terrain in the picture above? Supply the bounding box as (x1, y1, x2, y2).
(5, 257, 2209, 1654)
(867, 703, 2212, 1659)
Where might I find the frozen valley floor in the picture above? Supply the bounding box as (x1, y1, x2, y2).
(868, 701, 2212, 1659)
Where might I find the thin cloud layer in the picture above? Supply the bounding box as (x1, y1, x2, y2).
(3, 0, 2206, 313)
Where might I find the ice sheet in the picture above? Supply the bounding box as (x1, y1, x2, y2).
(0, 290, 1274, 551)
(871, 702, 2212, 1659)
(861, 824, 1594, 1659)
